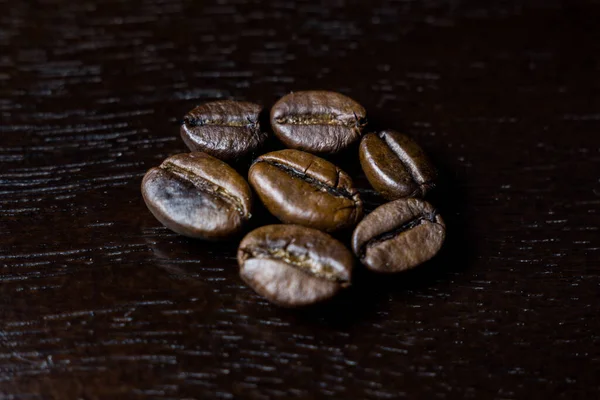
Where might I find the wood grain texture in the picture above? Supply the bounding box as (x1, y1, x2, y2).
(1, 0, 599, 398)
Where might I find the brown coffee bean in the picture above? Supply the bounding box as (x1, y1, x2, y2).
(238, 224, 353, 307)
(270, 91, 367, 154)
(352, 198, 445, 273)
(141, 152, 252, 239)
(248, 149, 363, 232)
(359, 130, 437, 200)
(181, 100, 267, 160)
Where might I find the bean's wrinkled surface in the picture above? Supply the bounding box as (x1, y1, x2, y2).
(238, 224, 353, 307)
(359, 130, 437, 200)
(181, 100, 267, 160)
(248, 149, 363, 232)
(270, 91, 367, 154)
(352, 198, 445, 273)
(141, 152, 252, 240)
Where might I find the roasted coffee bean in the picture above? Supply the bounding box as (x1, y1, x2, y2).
(352, 198, 445, 273)
(270, 91, 367, 154)
(141, 152, 252, 239)
(248, 149, 363, 232)
(181, 100, 267, 160)
(359, 130, 437, 200)
(238, 224, 353, 307)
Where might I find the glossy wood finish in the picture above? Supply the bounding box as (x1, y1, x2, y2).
(1, 1, 599, 398)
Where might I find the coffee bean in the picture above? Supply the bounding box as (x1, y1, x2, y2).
(270, 91, 367, 154)
(181, 100, 267, 160)
(238, 224, 353, 307)
(141, 152, 252, 239)
(351, 198, 445, 273)
(248, 149, 363, 232)
(359, 130, 437, 200)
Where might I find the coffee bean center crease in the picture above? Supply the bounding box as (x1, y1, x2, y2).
(380, 132, 435, 193)
(160, 161, 247, 216)
(241, 245, 348, 283)
(275, 113, 362, 127)
(257, 159, 358, 200)
(359, 212, 440, 258)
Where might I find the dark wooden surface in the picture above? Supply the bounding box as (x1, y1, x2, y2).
(1, 0, 599, 398)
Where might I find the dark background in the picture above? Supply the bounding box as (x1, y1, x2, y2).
(1, 0, 599, 398)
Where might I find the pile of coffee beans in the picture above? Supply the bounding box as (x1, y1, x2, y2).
(142, 91, 446, 307)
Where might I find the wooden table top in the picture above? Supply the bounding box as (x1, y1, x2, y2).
(2, 1, 599, 398)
